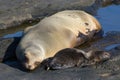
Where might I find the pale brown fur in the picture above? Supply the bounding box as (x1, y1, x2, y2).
(16, 10, 102, 70)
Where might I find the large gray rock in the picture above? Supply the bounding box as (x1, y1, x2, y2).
(102, 0, 120, 6)
(0, 0, 102, 29)
(0, 31, 120, 80)
(1, 0, 120, 29)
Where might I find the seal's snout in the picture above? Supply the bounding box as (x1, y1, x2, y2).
(24, 61, 41, 70)
(92, 51, 111, 63)
(22, 51, 42, 70)
(24, 63, 36, 70)
(101, 52, 111, 60)
(27, 65, 34, 70)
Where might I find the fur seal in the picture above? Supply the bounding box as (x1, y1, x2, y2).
(46, 48, 110, 70)
(84, 50, 111, 65)
(16, 10, 102, 70)
(46, 48, 86, 70)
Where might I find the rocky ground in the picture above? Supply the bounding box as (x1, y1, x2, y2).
(0, 31, 120, 80)
(0, 0, 120, 80)
(0, 0, 120, 29)
(0, 0, 98, 29)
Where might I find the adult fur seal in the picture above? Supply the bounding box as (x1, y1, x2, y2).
(46, 48, 110, 70)
(16, 10, 103, 70)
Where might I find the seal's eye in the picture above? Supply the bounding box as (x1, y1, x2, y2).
(85, 22, 89, 26)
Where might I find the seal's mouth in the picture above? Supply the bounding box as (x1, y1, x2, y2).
(100, 52, 111, 61)
(22, 61, 41, 70)
(23, 63, 35, 70)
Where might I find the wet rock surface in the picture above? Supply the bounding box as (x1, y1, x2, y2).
(102, 0, 120, 6)
(0, 31, 120, 80)
(0, 0, 120, 29)
(0, 0, 101, 29)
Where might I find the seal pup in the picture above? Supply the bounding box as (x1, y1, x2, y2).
(46, 48, 86, 70)
(46, 48, 111, 70)
(16, 10, 102, 70)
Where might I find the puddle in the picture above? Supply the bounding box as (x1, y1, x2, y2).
(105, 44, 120, 51)
(0, 19, 40, 38)
(3, 31, 23, 38)
(0, 25, 25, 38)
(97, 5, 120, 33)
(0, 5, 120, 38)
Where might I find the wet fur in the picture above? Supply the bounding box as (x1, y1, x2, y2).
(46, 49, 111, 70)
(46, 48, 86, 70)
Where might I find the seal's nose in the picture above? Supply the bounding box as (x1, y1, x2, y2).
(28, 65, 32, 69)
(103, 52, 111, 59)
(25, 64, 35, 70)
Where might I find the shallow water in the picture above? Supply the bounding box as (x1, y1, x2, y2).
(0, 5, 120, 38)
(105, 43, 120, 51)
(97, 5, 120, 33)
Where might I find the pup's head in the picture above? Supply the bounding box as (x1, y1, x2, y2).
(86, 50, 111, 64)
(95, 51, 111, 62)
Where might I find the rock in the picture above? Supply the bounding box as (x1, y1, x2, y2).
(0, 31, 120, 80)
(0, 37, 20, 62)
(0, 38, 15, 62)
(102, 0, 120, 7)
(0, 63, 100, 80)
(115, 45, 120, 50)
(0, 63, 26, 80)
(113, 0, 120, 5)
(0, 0, 102, 29)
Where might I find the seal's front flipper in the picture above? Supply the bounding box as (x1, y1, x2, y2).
(76, 32, 89, 47)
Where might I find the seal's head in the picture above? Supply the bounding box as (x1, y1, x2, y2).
(95, 51, 111, 62)
(22, 52, 42, 70)
(16, 48, 45, 71)
(86, 51, 111, 64)
(16, 46, 46, 70)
